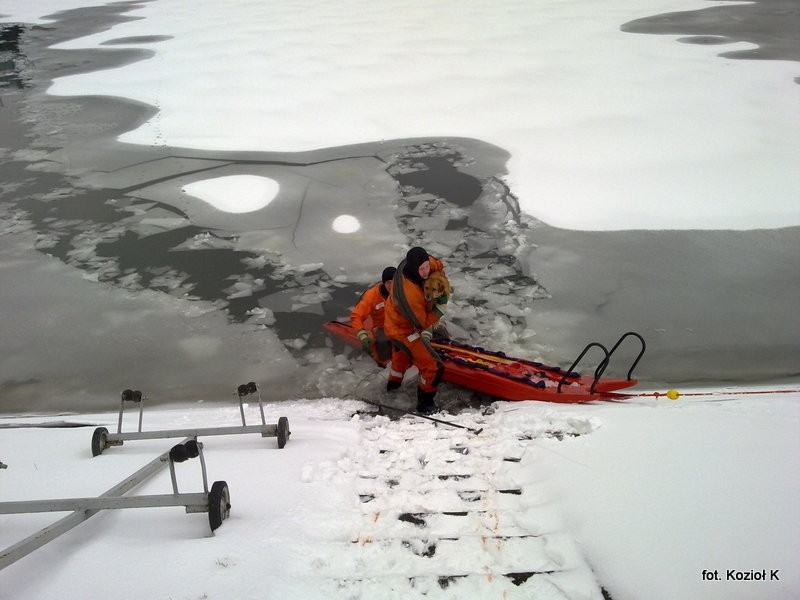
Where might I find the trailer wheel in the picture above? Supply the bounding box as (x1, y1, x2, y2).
(208, 481, 231, 531)
(277, 416, 290, 449)
(91, 427, 109, 457)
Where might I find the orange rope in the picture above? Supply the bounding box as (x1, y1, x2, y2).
(640, 389, 799, 399)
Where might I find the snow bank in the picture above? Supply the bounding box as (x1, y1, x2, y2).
(1, 390, 798, 599)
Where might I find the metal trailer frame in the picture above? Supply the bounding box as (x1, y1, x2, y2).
(91, 382, 290, 456)
(0, 438, 230, 572)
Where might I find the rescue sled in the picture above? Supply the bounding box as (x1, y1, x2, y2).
(323, 321, 645, 403)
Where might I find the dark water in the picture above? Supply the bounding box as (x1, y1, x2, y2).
(0, 2, 798, 412)
(622, 0, 800, 82)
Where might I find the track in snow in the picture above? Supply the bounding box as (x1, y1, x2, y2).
(303, 407, 607, 599)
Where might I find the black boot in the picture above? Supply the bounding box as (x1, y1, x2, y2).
(386, 380, 402, 392)
(416, 388, 437, 415)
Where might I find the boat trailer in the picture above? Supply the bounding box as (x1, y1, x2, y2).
(0, 438, 230, 571)
(91, 382, 290, 456)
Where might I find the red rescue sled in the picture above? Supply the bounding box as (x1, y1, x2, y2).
(324, 321, 645, 403)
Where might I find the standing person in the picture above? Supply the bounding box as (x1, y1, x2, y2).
(350, 266, 396, 366)
(384, 247, 448, 414)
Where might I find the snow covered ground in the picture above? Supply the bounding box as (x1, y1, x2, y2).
(1, 0, 798, 598)
(1, 389, 798, 599)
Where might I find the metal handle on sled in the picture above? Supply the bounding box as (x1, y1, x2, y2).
(557, 342, 610, 395)
(605, 331, 646, 381)
(557, 331, 647, 395)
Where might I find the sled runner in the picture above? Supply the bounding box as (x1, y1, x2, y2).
(324, 321, 644, 403)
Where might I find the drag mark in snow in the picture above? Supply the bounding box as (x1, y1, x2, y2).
(301, 407, 605, 598)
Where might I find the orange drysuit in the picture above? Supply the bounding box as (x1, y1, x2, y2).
(350, 283, 388, 332)
(384, 256, 445, 394)
(351, 282, 392, 364)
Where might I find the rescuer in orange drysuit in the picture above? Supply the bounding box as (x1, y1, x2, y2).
(384, 247, 449, 414)
(350, 266, 396, 366)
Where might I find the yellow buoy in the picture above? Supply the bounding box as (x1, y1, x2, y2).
(666, 389, 680, 400)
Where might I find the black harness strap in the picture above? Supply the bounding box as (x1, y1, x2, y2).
(392, 259, 425, 332)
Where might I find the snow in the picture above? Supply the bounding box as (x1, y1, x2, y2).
(537, 391, 800, 600)
(332, 215, 362, 234)
(4, 0, 799, 231)
(1, 390, 798, 599)
(1, 0, 798, 598)
(182, 175, 280, 214)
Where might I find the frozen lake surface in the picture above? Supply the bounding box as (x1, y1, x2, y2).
(0, 0, 798, 412)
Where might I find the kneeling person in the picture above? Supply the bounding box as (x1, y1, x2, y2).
(350, 266, 396, 366)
